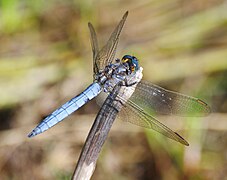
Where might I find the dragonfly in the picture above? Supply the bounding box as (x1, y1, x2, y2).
(28, 11, 210, 146)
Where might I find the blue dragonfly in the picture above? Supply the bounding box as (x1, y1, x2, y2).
(28, 11, 210, 146)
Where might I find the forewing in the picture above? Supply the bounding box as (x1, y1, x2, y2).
(118, 96, 189, 146)
(129, 80, 210, 116)
(95, 11, 128, 73)
(88, 23, 100, 75)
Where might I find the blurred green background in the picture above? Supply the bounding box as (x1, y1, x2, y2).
(0, 0, 227, 179)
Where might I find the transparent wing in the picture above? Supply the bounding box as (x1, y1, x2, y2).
(117, 95, 189, 146)
(89, 11, 128, 75)
(88, 22, 99, 75)
(116, 80, 211, 145)
(129, 80, 211, 116)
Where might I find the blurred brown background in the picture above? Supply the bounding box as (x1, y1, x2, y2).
(0, 0, 227, 179)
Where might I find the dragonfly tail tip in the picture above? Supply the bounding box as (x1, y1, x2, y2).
(27, 131, 35, 138)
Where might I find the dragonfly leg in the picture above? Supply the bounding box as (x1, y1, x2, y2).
(122, 79, 137, 87)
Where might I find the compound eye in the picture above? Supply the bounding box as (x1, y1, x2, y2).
(122, 55, 133, 62)
(122, 58, 129, 63)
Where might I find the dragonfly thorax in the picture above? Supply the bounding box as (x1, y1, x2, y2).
(95, 62, 126, 83)
(95, 58, 141, 93)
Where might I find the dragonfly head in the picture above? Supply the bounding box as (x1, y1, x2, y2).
(121, 55, 139, 72)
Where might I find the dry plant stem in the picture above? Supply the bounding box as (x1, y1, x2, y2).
(72, 86, 121, 180)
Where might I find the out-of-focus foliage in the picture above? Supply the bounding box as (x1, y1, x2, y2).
(0, 0, 226, 179)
